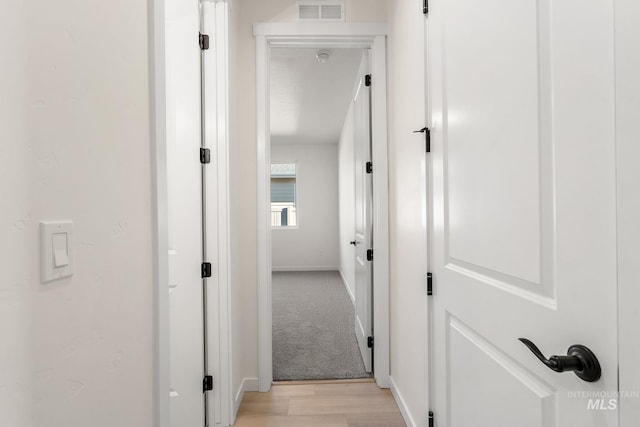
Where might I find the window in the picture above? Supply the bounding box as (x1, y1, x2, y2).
(271, 163, 297, 227)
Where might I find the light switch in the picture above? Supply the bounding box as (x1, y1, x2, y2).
(40, 221, 74, 283)
(53, 233, 69, 267)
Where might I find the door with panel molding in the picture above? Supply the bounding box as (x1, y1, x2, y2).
(427, 0, 618, 425)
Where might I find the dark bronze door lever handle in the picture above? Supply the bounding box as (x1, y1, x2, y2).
(518, 338, 601, 382)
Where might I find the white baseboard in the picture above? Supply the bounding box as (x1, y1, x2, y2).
(389, 376, 418, 427)
(271, 266, 339, 272)
(338, 269, 355, 305)
(233, 377, 259, 423)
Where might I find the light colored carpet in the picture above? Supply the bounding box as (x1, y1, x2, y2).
(272, 271, 371, 381)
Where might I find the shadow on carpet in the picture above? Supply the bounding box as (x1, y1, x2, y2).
(272, 271, 372, 381)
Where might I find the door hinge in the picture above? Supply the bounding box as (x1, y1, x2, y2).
(366, 161, 373, 174)
(427, 272, 433, 296)
(200, 148, 211, 164)
(199, 33, 210, 50)
(367, 249, 373, 261)
(428, 411, 434, 427)
(367, 336, 374, 348)
(365, 74, 372, 87)
(203, 375, 214, 392)
(201, 262, 212, 278)
(423, 0, 429, 14)
(414, 127, 431, 152)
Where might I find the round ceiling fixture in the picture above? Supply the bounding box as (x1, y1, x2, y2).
(315, 50, 331, 63)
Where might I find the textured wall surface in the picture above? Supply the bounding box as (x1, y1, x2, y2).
(0, 1, 153, 425)
(0, 1, 30, 424)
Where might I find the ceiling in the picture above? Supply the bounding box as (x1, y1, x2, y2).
(270, 47, 364, 145)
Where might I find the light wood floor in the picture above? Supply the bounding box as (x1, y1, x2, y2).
(233, 379, 406, 427)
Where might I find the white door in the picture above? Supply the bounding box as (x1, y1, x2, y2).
(353, 51, 373, 373)
(166, 1, 205, 425)
(428, 0, 618, 425)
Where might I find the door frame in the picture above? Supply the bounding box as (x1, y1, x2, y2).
(616, 0, 640, 422)
(201, 3, 234, 424)
(254, 22, 390, 391)
(149, 0, 234, 425)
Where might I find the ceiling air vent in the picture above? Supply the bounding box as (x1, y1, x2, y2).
(296, 1, 345, 22)
(299, 4, 320, 19)
(321, 4, 342, 19)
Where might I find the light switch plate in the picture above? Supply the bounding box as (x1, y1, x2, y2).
(40, 221, 74, 283)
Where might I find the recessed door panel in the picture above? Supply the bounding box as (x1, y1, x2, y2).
(443, 0, 552, 294)
(449, 316, 556, 427)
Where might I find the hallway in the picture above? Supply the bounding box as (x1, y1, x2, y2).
(3, 0, 640, 425)
(234, 380, 406, 427)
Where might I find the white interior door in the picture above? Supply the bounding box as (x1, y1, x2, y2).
(428, 0, 618, 425)
(353, 51, 373, 373)
(166, 1, 204, 425)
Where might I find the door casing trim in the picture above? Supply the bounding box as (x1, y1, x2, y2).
(254, 22, 390, 391)
(150, 0, 234, 425)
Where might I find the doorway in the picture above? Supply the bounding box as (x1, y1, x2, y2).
(255, 23, 390, 391)
(268, 47, 372, 381)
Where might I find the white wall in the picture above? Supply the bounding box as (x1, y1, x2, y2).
(386, 0, 430, 425)
(0, 1, 154, 426)
(271, 144, 339, 270)
(229, 0, 388, 407)
(338, 104, 356, 301)
(1, 2, 30, 424)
